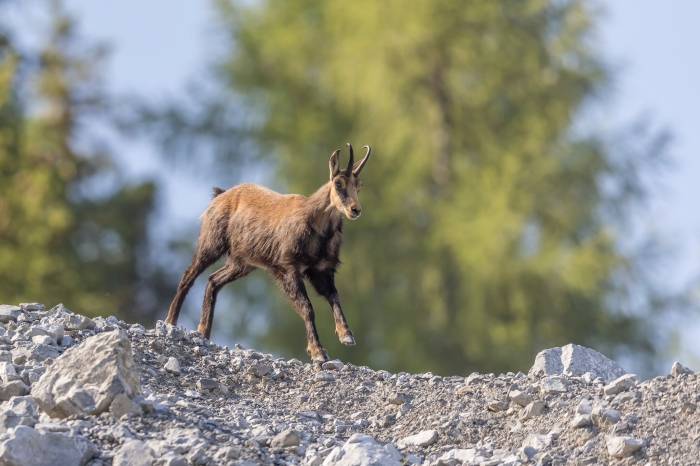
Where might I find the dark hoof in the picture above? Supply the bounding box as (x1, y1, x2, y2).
(340, 334, 356, 346)
(309, 349, 329, 364)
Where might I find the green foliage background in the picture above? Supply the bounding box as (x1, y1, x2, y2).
(0, 0, 679, 374)
(208, 0, 668, 373)
(0, 4, 170, 323)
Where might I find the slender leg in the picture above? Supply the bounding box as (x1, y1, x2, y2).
(198, 259, 252, 339)
(306, 269, 355, 346)
(166, 256, 214, 325)
(273, 268, 328, 363)
(167, 205, 229, 326)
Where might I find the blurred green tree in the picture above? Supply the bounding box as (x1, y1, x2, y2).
(0, 2, 170, 322)
(200, 0, 673, 374)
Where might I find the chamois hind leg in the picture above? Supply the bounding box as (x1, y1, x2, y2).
(165, 255, 213, 326)
(273, 268, 328, 363)
(198, 258, 252, 339)
(166, 214, 228, 325)
(306, 269, 355, 346)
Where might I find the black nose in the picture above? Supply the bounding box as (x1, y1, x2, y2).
(351, 207, 361, 216)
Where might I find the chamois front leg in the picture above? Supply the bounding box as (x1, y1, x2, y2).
(307, 269, 355, 346)
(273, 268, 329, 363)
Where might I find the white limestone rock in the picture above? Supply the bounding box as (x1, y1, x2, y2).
(0, 380, 29, 401)
(31, 330, 140, 418)
(671, 361, 693, 377)
(0, 396, 39, 432)
(0, 305, 21, 323)
(112, 439, 156, 466)
(397, 430, 438, 449)
(0, 425, 95, 466)
(529, 344, 626, 382)
(603, 374, 638, 396)
(164, 357, 181, 374)
(271, 429, 301, 449)
(606, 435, 644, 458)
(323, 434, 401, 466)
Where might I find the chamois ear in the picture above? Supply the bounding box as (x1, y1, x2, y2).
(329, 149, 341, 179)
(353, 145, 371, 176)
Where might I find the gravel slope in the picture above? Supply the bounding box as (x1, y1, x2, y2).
(0, 302, 697, 466)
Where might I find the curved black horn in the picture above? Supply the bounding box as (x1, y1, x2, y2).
(353, 145, 371, 176)
(345, 143, 354, 175)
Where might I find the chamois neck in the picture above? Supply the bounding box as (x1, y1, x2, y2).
(306, 182, 340, 227)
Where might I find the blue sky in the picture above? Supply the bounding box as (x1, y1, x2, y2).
(598, 1, 700, 365)
(15, 1, 700, 367)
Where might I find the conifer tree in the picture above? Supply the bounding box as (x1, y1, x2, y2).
(0, 2, 169, 322)
(206, 0, 668, 373)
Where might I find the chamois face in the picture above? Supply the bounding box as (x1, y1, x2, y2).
(331, 173, 363, 220)
(328, 144, 371, 221)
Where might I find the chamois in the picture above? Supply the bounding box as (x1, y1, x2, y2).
(165, 143, 371, 362)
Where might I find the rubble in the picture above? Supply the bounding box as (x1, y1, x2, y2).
(0, 302, 695, 465)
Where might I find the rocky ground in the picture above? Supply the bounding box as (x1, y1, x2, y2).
(0, 303, 698, 466)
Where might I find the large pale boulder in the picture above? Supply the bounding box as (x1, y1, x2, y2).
(31, 330, 140, 418)
(529, 344, 626, 382)
(0, 425, 95, 466)
(322, 434, 402, 466)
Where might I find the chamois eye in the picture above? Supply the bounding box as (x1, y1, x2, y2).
(335, 181, 343, 190)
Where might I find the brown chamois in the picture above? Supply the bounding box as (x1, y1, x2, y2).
(165, 143, 371, 363)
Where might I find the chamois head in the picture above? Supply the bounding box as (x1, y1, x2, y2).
(328, 143, 371, 220)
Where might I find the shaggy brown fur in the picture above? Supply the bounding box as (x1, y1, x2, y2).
(165, 144, 371, 362)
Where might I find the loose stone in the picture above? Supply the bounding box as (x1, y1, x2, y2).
(670, 361, 693, 377)
(164, 357, 181, 374)
(606, 435, 644, 458)
(397, 430, 438, 449)
(521, 400, 546, 420)
(271, 429, 301, 449)
(508, 389, 533, 407)
(604, 374, 638, 396)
